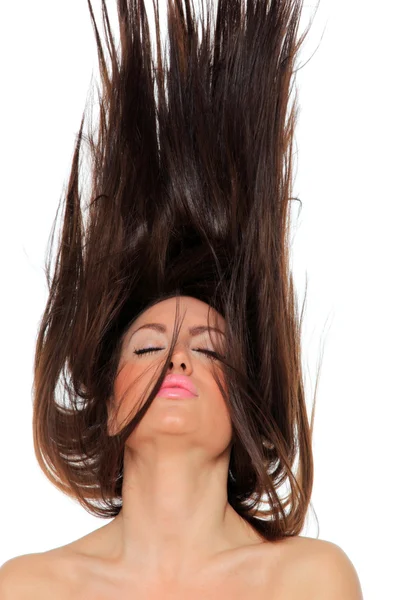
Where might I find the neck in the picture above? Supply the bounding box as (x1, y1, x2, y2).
(106, 445, 262, 583)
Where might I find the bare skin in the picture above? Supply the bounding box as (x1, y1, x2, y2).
(28, 528, 320, 599)
(2, 532, 350, 599)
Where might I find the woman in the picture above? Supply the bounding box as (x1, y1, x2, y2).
(0, 0, 363, 597)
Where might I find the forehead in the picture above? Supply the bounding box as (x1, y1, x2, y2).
(134, 296, 225, 328)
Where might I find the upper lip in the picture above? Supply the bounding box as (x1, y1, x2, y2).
(160, 374, 198, 396)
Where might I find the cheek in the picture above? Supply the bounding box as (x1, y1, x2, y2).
(113, 362, 141, 404)
(207, 377, 232, 427)
(113, 360, 162, 413)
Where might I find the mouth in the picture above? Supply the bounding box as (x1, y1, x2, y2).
(156, 386, 197, 398)
(158, 375, 198, 396)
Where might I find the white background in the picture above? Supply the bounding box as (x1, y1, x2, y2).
(0, 1, 398, 598)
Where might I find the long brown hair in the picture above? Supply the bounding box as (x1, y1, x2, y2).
(33, 0, 322, 542)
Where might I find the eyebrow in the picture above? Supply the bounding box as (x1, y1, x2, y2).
(128, 322, 225, 342)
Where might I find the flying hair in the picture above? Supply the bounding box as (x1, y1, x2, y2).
(33, 0, 323, 542)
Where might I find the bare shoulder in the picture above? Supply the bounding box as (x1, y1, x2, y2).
(283, 536, 364, 599)
(0, 551, 77, 600)
(0, 554, 41, 599)
(0, 554, 44, 599)
(309, 539, 364, 599)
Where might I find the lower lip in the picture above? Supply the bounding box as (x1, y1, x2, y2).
(156, 387, 196, 398)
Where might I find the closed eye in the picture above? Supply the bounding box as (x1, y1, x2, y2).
(133, 347, 223, 361)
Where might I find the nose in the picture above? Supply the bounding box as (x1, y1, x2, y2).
(168, 358, 187, 371)
(168, 344, 190, 371)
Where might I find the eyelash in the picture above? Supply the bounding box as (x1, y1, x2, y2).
(133, 347, 223, 361)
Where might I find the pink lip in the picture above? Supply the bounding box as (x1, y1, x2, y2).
(156, 387, 196, 398)
(157, 374, 198, 396)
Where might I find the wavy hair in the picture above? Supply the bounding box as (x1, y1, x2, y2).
(33, 0, 322, 542)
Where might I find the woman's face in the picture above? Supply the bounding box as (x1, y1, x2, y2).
(108, 295, 232, 454)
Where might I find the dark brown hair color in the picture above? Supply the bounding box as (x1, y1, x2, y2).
(33, 0, 322, 542)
